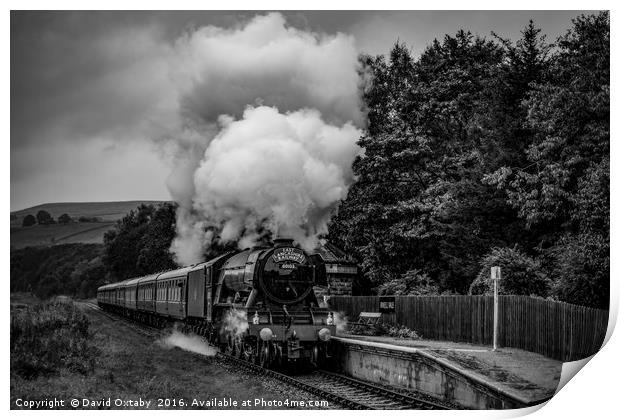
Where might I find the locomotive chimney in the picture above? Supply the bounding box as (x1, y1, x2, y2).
(273, 238, 294, 248)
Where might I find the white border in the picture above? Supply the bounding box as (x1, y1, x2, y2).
(5, 3, 618, 420)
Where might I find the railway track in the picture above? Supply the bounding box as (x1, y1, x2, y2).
(81, 302, 162, 338)
(217, 352, 448, 409)
(85, 303, 448, 410)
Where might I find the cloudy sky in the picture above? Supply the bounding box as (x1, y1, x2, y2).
(11, 10, 591, 211)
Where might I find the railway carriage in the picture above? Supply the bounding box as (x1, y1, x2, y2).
(97, 239, 336, 369)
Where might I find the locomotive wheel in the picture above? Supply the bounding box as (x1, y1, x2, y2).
(310, 344, 320, 367)
(242, 344, 254, 362)
(259, 342, 271, 368)
(248, 347, 257, 364)
(225, 335, 235, 355)
(233, 336, 243, 358)
(274, 345, 283, 369)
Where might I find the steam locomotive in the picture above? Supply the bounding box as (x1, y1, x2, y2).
(97, 238, 336, 369)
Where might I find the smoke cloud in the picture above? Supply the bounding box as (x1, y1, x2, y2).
(164, 12, 363, 264)
(333, 311, 349, 334)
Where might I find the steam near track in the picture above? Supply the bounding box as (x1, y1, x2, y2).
(157, 327, 219, 356)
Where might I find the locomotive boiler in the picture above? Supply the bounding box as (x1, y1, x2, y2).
(97, 238, 336, 369)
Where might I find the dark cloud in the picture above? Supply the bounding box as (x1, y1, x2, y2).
(10, 10, 594, 211)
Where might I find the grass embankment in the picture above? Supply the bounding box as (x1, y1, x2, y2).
(11, 300, 98, 379)
(11, 297, 330, 409)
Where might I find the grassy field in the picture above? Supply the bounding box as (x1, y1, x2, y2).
(11, 222, 116, 248)
(10, 200, 171, 248)
(10, 296, 332, 410)
(11, 201, 169, 226)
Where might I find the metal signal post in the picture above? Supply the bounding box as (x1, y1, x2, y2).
(491, 266, 501, 351)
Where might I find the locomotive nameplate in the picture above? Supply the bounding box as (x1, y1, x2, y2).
(272, 247, 306, 264)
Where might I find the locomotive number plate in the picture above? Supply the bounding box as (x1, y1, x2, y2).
(280, 263, 296, 269)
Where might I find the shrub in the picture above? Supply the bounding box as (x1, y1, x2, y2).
(36, 210, 55, 225)
(22, 214, 36, 227)
(348, 322, 422, 340)
(10, 301, 99, 379)
(549, 233, 609, 309)
(58, 213, 73, 224)
(469, 246, 550, 297)
(376, 269, 439, 295)
(78, 216, 102, 223)
(376, 322, 422, 339)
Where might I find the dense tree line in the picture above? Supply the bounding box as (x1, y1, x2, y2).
(10, 203, 180, 299)
(103, 203, 178, 280)
(10, 244, 108, 299)
(328, 12, 609, 309)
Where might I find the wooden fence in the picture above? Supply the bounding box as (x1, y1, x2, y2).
(328, 295, 609, 361)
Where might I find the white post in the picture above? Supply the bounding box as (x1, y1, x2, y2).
(491, 266, 501, 351)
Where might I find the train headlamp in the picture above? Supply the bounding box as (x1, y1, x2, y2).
(260, 328, 273, 341)
(318, 328, 331, 342)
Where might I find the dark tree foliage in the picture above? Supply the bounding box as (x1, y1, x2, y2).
(36, 210, 55, 225)
(10, 244, 107, 299)
(486, 12, 609, 308)
(58, 213, 73, 224)
(22, 214, 36, 227)
(329, 13, 609, 308)
(469, 247, 550, 297)
(103, 203, 178, 280)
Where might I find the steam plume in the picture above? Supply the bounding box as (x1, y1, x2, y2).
(163, 13, 363, 263)
(333, 311, 349, 334)
(157, 327, 218, 356)
(222, 309, 249, 337)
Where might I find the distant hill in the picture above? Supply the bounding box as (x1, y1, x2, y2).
(10, 200, 171, 248)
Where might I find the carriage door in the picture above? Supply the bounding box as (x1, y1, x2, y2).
(187, 267, 206, 318)
(205, 266, 212, 322)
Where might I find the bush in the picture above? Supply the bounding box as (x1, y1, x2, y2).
(469, 246, 550, 297)
(58, 213, 73, 224)
(376, 322, 422, 339)
(349, 322, 422, 340)
(78, 216, 102, 223)
(549, 233, 609, 309)
(22, 214, 36, 227)
(36, 210, 55, 225)
(376, 269, 439, 295)
(10, 301, 99, 379)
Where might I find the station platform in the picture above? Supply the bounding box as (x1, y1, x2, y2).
(332, 334, 562, 409)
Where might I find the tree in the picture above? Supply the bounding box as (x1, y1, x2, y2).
(36, 210, 54, 225)
(103, 203, 178, 280)
(331, 32, 507, 293)
(58, 213, 73, 224)
(469, 247, 549, 297)
(329, 14, 608, 308)
(549, 232, 609, 309)
(376, 269, 439, 296)
(485, 12, 609, 308)
(22, 214, 36, 227)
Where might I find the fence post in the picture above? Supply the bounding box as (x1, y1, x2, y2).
(491, 266, 501, 351)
